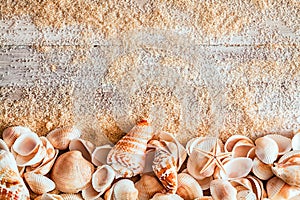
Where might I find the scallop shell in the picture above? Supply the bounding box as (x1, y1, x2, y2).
(135, 174, 165, 200)
(150, 193, 184, 200)
(292, 131, 300, 150)
(69, 138, 95, 162)
(0, 139, 9, 152)
(92, 165, 115, 194)
(0, 150, 30, 200)
(210, 179, 237, 200)
(2, 126, 33, 148)
(104, 179, 138, 200)
(47, 127, 81, 150)
(152, 147, 178, 193)
(24, 172, 56, 194)
(265, 134, 292, 155)
(219, 157, 252, 180)
(92, 145, 112, 166)
(107, 120, 154, 178)
(176, 173, 203, 200)
(252, 157, 273, 180)
(51, 150, 94, 193)
(255, 136, 279, 164)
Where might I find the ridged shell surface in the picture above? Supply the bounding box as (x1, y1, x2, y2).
(46, 127, 81, 150)
(176, 173, 203, 200)
(135, 174, 165, 200)
(210, 179, 237, 200)
(255, 137, 279, 164)
(24, 172, 55, 194)
(2, 126, 33, 148)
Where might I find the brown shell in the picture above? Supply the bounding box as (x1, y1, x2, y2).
(135, 174, 165, 200)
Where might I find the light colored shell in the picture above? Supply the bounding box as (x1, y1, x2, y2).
(2, 126, 33, 148)
(152, 147, 178, 193)
(92, 165, 115, 194)
(219, 157, 253, 180)
(246, 147, 256, 160)
(236, 190, 256, 200)
(266, 177, 286, 199)
(176, 173, 203, 200)
(51, 150, 94, 193)
(194, 197, 213, 200)
(224, 135, 254, 153)
(230, 178, 253, 192)
(12, 132, 42, 156)
(24, 172, 55, 194)
(150, 193, 184, 200)
(0, 150, 30, 200)
(92, 145, 112, 166)
(210, 179, 237, 200)
(107, 120, 154, 178)
(255, 136, 279, 164)
(135, 174, 165, 200)
(277, 150, 300, 163)
(82, 183, 102, 200)
(247, 175, 266, 200)
(34, 193, 64, 200)
(186, 137, 204, 155)
(196, 175, 213, 190)
(104, 179, 138, 200)
(265, 134, 292, 155)
(266, 176, 300, 199)
(292, 131, 300, 150)
(46, 127, 81, 150)
(143, 148, 156, 173)
(69, 138, 95, 162)
(0, 139, 9, 151)
(252, 157, 273, 180)
(60, 193, 84, 200)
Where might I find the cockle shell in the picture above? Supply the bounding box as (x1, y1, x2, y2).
(135, 174, 165, 200)
(24, 172, 55, 194)
(196, 175, 213, 190)
(255, 136, 279, 164)
(107, 120, 154, 178)
(230, 178, 253, 192)
(82, 183, 102, 200)
(34, 193, 64, 200)
(176, 173, 203, 200)
(267, 176, 300, 200)
(252, 157, 273, 180)
(60, 193, 84, 200)
(12, 132, 42, 156)
(51, 150, 94, 193)
(2, 126, 33, 148)
(92, 165, 115, 194)
(265, 134, 292, 155)
(224, 135, 254, 157)
(150, 193, 184, 200)
(104, 179, 138, 200)
(47, 127, 81, 150)
(210, 179, 237, 200)
(69, 138, 95, 162)
(0, 150, 30, 200)
(219, 157, 253, 180)
(152, 147, 178, 193)
(247, 175, 267, 200)
(236, 190, 256, 200)
(292, 131, 300, 150)
(92, 145, 112, 166)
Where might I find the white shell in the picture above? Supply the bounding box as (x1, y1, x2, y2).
(61, 193, 84, 200)
(150, 193, 184, 200)
(224, 135, 254, 153)
(0, 139, 9, 152)
(292, 131, 300, 150)
(265, 134, 292, 155)
(69, 138, 95, 162)
(104, 179, 138, 200)
(236, 190, 256, 200)
(24, 172, 56, 194)
(255, 136, 279, 164)
(219, 157, 253, 180)
(47, 127, 81, 150)
(176, 173, 203, 200)
(252, 157, 273, 180)
(2, 126, 33, 148)
(92, 165, 115, 194)
(210, 179, 237, 200)
(92, 145, 112, 166)
(12, 132, 42, 156)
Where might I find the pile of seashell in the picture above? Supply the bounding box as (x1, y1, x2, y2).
(1, 120, 300, 200)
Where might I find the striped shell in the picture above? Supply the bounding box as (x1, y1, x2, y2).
(60, 193, 84, 200)
(107, 120, 154, 178)
(252, 157, 273, 180)
(24, 172, 55, 194)
(47, 127, 81, 150)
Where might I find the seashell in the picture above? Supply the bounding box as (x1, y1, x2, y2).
(176, 172, 203, 200)
(196, 175, 213, 190)
(219, 157, 253, 180)
(2, 126, 33, 148)
(150, 193, 184, 200)
(107, 120, 154, 178)
(0, 139, 9, 151)
(267, 176, 300, 200)
(104, 179, 138, 200)
(292, 131, 300, 150)
(135, 174, 165, 200)
(143, 148, 156, 173)
(24, 172, 56, 194)
(210, 179, 237, 200)
(34, 193, 64, 200)
(186, 137, 204, 155)
(69, 138, 95, 162)
(246, 147, 256, 160)
(224, 135, 254, 153)
(252, 157, 273, 180)
(82, 183, 102, 200)
(230, 178, 253, 192)
(46, 127, 81, 150)
(255, 136, 279, 164)
(266, 177, 286, 199)
(194, 197, 213, 200)
(272, 162, 300, 187)
(236, 190, 256, 200)
(12, 132, 42, 156)
(247, 175, 267, 200)
(152, 147, 178, 193)
(51, 150, 94, 193)
(60, 193, 84, 200)
(0, 150, 30, 200)
(265, 134, 292, 155)
(92, 144, 113, 166)
(277, 150, 300, 164)
(92, 165, 115, 194)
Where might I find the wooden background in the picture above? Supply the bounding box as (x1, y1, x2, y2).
(0, 1, 299, 145)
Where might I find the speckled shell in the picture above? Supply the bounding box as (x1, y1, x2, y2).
(104, 179, 138, 200)
(255, 136, 279, 164)
(210, 179, 237, 200)
(107, 120, 154, 178)
(51, 150, 94, 193)
(152, 147, 178, 193)
(24, 172, 55, 194)
(2, 126, 33, 148)
(135, 174, 165, 200)
(0, 150, 30, 200)
(46, 127, 81, 150)
(150, 193, 184, 200)
(252, 157, 273, 180)
(176, 173, 203, 200)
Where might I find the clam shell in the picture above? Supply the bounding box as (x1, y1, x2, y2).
(231, 139, 255, 158)
(150, 193, 184, 200)
(247, 175, 266, 200)
(24, 172, 56, 194)
(230, 178, 253, 192)
(92, 165, 115, 194)
(12, 132, 42, 156)
(2, 126, 33, 148)
(135, 174, 165, 200)
(51, 150, 94, 193)
(277, 150, 300, 163)
(265, 134, 292, 155)
(47, 127, 81, 150)
(196, 175, 213, 190)
(252, 157, 273, 180)
(292, 131, 300, 150)
(0, 150, 30, 200)
(186, 137, 204, 155)
(272, 162, 300, 187)
(236, 190, 256, 200)
(0, 139, 9, 151)
(152, 147, 178, 193)
(224, 135, 254, 153)
(105, 179, 138, 200)
(266, 177, 287, 199)
(176, 173, 203, 200)
(34, 193, 64, 200)
(194, 197, 213, 200)
(107, 120, 154, 178)
(210, 179, 237, 200)
(69, 138, 95, 162)
(82, 183, 102, 200)
(92, 145, 112, 166)
(246, 147, 256, 160)
(61, 193, 84, 200)
(219, 157, 253, 180)
(255, 136, 279, 164)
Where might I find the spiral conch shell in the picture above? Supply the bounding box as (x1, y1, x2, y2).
(107, 120, 154, 178)
(0, 149, 30, 200)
